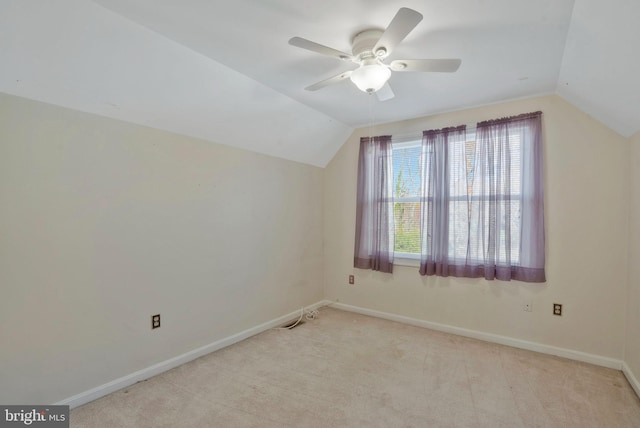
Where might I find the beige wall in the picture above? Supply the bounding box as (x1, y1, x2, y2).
(324, 95, 629, 360)
(626, 131, 640, 380)
(1, 89, 636, 405)
(0, 93, 324, 404)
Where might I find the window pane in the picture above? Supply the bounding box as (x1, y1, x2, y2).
(465, 198, 522, 264)
(392, 146, 421, 198)
(448, 200, 470, 260)
(469, 132, 522, 198)
(508, 199, 521, 264)
(446, 132, 523, 265)
(393, 143, 422, 256)
(449, 139, 473, 198)
(394, 201, 421, 254)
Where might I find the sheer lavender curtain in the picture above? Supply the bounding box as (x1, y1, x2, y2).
(419, 112, 545, 282)
(473, 111, 545, 282)
(419, 126, 467, 276)
(354, 136, 394, 273)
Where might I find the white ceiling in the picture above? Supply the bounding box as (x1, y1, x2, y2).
(1, 0, 638, 167)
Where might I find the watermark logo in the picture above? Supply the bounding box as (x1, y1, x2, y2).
(0, 406, 68, 427)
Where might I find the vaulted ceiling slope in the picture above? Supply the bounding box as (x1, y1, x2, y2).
(556, 0, 640, 138)
(0, 1, 638, 167)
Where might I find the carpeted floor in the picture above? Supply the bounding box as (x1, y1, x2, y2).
(71, 307, 640, 427)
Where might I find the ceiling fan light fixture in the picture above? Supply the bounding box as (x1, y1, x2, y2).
(350, 61, 391, 93)
(289, 8, 460, 98)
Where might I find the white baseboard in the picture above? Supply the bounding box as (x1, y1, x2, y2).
(57, 299, 637, 408)
(327, 301, 623, 370)
(56, 300, 327, 409)
(623, 362, 640, 398)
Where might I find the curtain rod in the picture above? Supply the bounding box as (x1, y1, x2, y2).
(389, 124, 478, 143)
(367, 110, 541, 142)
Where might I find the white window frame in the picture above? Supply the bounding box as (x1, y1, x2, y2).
(390, 130, 524, 267)
(391, 140, 422, 265)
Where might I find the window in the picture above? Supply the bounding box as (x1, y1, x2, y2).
(355, 111, 545, 282)
(392, 127, 528, 265)
(392, 142, 422, 258)
(457, 130, 523, 265)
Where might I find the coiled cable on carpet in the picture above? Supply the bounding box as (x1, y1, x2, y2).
(305, 308, 319, 320)
(275, 307, 319, 330)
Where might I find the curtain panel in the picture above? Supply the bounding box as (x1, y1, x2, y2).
(419, 112, 545, 282)
(419, 126, 467, 276)
(475, 111, 545, 282)
(354, 136, 394, 273)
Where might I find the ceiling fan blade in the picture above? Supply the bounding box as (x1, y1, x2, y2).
(390, 59, 462, 72)
(373, 8, 423, 58)
(376, 82, 395, 101)
(289, 37, 354, 61)
(305, 70, 353, 91)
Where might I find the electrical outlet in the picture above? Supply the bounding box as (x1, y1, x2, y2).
(151, 314, 161, 329)
(349, 275, 355, 285)
(553, 303, 562, 316)
(523, 301, 532, 312)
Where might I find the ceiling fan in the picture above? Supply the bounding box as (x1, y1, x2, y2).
(288, 7, 461, 101)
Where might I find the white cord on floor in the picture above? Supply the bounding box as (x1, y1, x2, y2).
(305, 309, 319, 320)
(274, 307, 319, 330)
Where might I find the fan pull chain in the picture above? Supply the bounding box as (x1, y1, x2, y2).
(368, 92, 375, 141)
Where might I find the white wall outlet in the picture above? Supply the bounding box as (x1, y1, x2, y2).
(523, 301, 533, 312)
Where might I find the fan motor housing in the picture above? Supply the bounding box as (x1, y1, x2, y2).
(351, 29, 384, 60)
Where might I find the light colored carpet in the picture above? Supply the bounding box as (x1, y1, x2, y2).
(71, 307, 640, 427)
